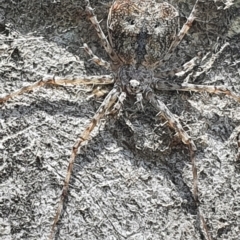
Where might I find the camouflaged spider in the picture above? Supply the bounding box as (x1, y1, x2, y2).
(0, 0, 239, 239)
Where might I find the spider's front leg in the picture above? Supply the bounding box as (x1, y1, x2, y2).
(144, 90, 198, 202)
(49, 87, 123, 240)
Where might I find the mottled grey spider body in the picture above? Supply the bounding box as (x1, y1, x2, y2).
(108, 0, 179, 67)
(1, 1, 239, 239)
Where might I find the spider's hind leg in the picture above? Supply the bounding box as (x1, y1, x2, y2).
(85, 2, 120, 64)
(83, 43, 111, 69)
(164, 0, 200, 61)
(153, 43, 240, 102)
(156, 54, 201, 79)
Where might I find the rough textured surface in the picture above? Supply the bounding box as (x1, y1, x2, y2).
(0, 0, 240, 239)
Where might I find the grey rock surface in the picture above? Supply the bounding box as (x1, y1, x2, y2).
(0, 0, 240, 239)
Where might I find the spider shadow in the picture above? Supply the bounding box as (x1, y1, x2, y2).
(2, 0, 111, 76)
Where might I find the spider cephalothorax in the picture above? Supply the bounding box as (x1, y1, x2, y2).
(117, 65, 153, 96)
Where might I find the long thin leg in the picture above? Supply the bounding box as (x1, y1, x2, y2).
(85, 2, 120, 65)
(155, 55, 200, 79)
(154, 42, 239, 100)
(0, 75, 114, 104)
(49, 87, 121, 240)
(144, 90, 198, 201)
(83, 43, 111, 70)
(160, 42, 229, 80)
(153, 81, 240, 102)
(145, 90, 214, 240)
(189, 42, 229, 80)
(164, 0, 199, 60)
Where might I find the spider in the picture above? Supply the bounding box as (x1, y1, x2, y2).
(0, 0, 239, 239)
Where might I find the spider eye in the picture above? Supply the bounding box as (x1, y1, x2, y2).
(129, 79, 140, 93)
(126, 17, 135, 25)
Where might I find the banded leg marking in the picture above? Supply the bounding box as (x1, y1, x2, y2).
(144, 91, 198, 202)
(49, 87, 121, 240)
(0, 75, 114, 104)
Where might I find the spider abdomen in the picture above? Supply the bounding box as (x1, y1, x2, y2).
(108, 0, 179, 68)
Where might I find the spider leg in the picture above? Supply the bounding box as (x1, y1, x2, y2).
(83, 43, 111, 69)
(153, 81, 240, 102)
(85, 2, 120, 65)
(156, 55, 200, 79)
(187, 42, 229, 80)
(144, 90, 198, 202)
(164, 0, 199, 60)
(0, 75, 114, 104)
(160, 41, 229, 80)
(153, 43, 239, 101)
(49, 87, 122, 240)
